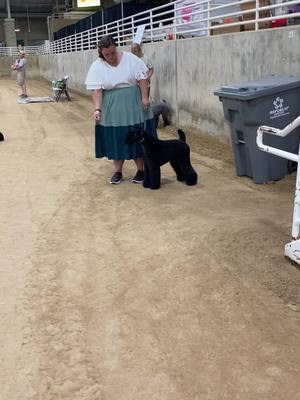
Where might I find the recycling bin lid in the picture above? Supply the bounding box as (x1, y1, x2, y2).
(214, 75, 300, 100)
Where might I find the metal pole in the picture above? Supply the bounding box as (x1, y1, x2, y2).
(6, 0, 11, 19)
(27, 5, 31, 33)
(47, 15, 51, 42)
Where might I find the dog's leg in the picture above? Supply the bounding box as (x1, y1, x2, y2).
(186, 168, 198, 185)
(179, 156, 198, 186)
(143, 163, 150, 188)
(162, 110, 170, 127)
(170, 159, 185, 181)
(149, 167, 161, 190)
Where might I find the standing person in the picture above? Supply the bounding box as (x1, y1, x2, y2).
(85, 35, 157, 185)
(131, 43, 154, 95)
(11, 51, 28, 98)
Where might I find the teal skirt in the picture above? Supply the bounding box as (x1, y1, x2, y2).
(95, 86, 157, 160)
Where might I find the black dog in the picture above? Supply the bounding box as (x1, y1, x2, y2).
(152, 100, 171, 128)
(126, 129, 198, 190)
(0, 132, 4, 141)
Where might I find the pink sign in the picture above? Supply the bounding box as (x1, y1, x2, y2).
(181, 6, 193, 23)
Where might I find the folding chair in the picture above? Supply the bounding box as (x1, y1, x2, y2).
(52, 75, 71, 102)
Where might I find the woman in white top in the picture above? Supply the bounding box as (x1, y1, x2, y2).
(85, 36, 157, 185)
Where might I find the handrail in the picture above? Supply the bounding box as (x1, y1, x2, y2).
(0, 46, 40, 56)
(256, 116, 300, 163)
(256, 116, 300, 243)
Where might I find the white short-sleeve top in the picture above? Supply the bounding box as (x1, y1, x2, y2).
(18, 58, 27, 70)
(141, 55, 153, 70)
(85, 51, 148, 90)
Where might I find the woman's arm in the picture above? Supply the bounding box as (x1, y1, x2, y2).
(91, 89, 103, 121)
(139, 79, 150, 110)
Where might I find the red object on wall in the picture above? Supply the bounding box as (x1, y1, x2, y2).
(271, 18, 287, 27)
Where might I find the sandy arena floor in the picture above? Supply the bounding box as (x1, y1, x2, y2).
(0, 78, 299, 400)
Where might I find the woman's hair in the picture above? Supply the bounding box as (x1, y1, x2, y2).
(97, 36, 117, 59)
(131, 43, 143, 58)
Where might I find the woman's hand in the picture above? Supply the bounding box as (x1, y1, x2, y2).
(142, 97, 150, 111)
(93, 110, 101, 121)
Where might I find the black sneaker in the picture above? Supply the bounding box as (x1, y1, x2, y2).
(132, 170, 144, 184)
(110, 172, 123, 185)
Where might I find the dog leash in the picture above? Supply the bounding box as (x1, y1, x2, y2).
(137, 122, 147, 144)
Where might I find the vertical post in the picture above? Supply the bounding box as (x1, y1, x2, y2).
(121, 1, 124, 20)
(173, 13, 177, 40)
(207, 0, 211, 36)
(173, 1, 176, 40)
(292, 145, 300, 239)
(175, 39, 178, 127)
(6, 0, 11, 19)
(96, 26, 99, 46)
(131, 16, 134, 41)
(117, 20, 120, 46)
(150, 11, 153, 42)
(27, 5, 31, 33)
(47, 16, 52, 42)
(255, 0, 259, 31)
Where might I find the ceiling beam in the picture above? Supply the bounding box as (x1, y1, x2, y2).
(0, 12, 50, 17)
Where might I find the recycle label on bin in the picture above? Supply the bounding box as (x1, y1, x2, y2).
(269, 96, 290, 120)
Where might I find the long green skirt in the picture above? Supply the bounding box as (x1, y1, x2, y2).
(95, 86, 157, 160)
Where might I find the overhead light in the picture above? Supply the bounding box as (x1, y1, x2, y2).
(15, 28, 20, 32)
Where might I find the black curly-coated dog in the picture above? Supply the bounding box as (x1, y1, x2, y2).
(126, 129, 198, 190)
(0, 132, 4, 141)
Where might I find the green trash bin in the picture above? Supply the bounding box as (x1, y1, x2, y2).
(214, 75, 300, 183)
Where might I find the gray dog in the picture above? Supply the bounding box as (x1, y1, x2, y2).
(152, 100, 171, 128)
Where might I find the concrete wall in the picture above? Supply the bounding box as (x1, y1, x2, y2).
(37, 25, 300, 139)
(175, 26, 300, 138)
(39, 50, 96, 92)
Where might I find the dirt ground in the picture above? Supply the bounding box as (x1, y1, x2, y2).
(0, 78, 299, 400)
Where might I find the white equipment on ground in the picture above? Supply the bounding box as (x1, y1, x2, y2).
(18, 96, 54, 104)
(256, 115, 300, 264)
(52, 75, 71, 102)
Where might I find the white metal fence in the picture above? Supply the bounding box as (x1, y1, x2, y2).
(1, 0, 300, 56)
(0, 46, 39, 56)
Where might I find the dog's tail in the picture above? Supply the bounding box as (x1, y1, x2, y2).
(177, 129, 186, 142)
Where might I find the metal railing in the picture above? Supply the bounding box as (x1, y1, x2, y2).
(1, 0, 300, 56)
(0, 46, 40, 56)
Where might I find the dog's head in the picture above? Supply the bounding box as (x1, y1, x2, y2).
(0, 132, 4, 142)
(126, 129, 145, 145)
